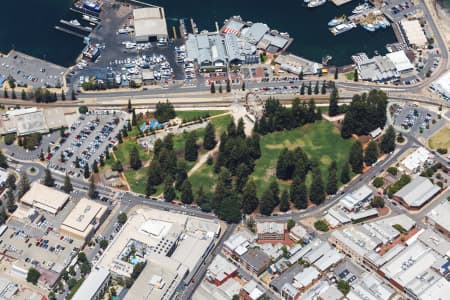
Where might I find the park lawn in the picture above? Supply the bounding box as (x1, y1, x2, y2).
(189, 164, 216, 194)
(251, 120, 354, 195)
(114, 138, 152, 166)
(345, 72, 355, 81)
(428, 125, 450, 151)
(119, 114, 232, 196)
(176, 110, 226, 122)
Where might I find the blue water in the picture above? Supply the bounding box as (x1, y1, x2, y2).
(0, 0, 396, 66)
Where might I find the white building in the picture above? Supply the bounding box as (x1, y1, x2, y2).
(386, 50, 414, 73)
(133, 7, 168, 42)
(20, 182, 69, 215)
(426, 201, 450, 238)
(72, 267, 111, 300)
(430, 70, 450, 100)
(400, 147, 432, 173)
(400, 19, 427, 48)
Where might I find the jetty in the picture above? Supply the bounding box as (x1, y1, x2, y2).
(54, 26, 87, 39)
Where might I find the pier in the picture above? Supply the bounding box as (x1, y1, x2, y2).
(54, 26, 87, 39)
(60, 20, 93, 32)
(69, 7, 100, 19)
(331, 0, 353, 6)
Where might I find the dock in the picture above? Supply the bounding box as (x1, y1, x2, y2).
(179, 19, 187, 39)
(60, 20, 93, 32)
(54, 26, 87, 39)
(69, 7, 100, 19)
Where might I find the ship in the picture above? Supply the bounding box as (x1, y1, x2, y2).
(329, 22, 356, 35)
(308, 0, 327, 8)
(70, 19, 81, 26)
(352, 3, 370, 14)
(362, 23, 376, 32)
(82, 0, 101, 13)
(82, 15, 98, 22)
(304, 0, 312, 3)
(328, 15, 346, 26)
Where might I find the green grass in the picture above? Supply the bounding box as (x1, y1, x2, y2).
(176, 110, 226, 122)
(189, 120, 354, 196)
(345, 72, 355, 81)
(251, 120, 354, 195)
(123, 114, 232, 195)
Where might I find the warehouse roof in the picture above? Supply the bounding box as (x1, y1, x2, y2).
(21, 182, 69, 214)
(241, 23, 269, 44)
(293, 267, 320, 288)
(256, 222, 285, 235)
(60, 198, 107, 239)
(427, 201, 450, 234)
(72, 267, 110, 300)
(386, 50, 414, 72)
(400, 19, 427, 47)
(133, 7, 168, 39)
(241, 249, 270, 272)
(394, 176, 440, 208)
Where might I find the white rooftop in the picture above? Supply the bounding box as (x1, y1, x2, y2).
(20, 182, 69, 214)
(386, 50, 414, 72)
(293, 267, 320, 289)
(427, 201, 450, 233)
(394, 176, 440, 207)
(401, 147, 431, 172)
(256, 222, 284, 235)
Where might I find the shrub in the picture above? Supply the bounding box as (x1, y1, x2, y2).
(4, 133, 15, 145)
(372, 177, 384, 188)
(437, 148, 448, 154)
(387, 167, 398, 176)
(314, 220, 329, 232)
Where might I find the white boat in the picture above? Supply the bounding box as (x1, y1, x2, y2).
(330, 22, 356, 35)
(352, 3, 370, 14)
(328, 15, 346, 26)
(308, 0, 326, 8)
(304, 0, 312, 3)
(69, 19, 81, 26)
(362, 23, 376, 32)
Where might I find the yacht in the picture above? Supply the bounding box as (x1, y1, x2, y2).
(330, 22, 357, 35)
(69, 19, 81, 26)
(362, 23, 376, 32)
(328, 15, 346, 26)
(352, 3, 370, 14)
(308, 0, 327, 8)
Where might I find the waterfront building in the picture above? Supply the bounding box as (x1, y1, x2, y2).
(133, 6, 168, 42)
(400, 19, 427, 48)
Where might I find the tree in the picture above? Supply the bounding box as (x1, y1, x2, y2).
(92, 160, 99, 173)
(203, 122, 216, 150)
(300, 82, 305, 95)
(321, 81, 326, 95)
(6, 174, 16, 190)
(117, 212, 127, 225)
(184, 131, 198, 161)
(328, 88, 339, 116)
(112, 160, 123, 172)
(287, 219, 296, 231)
(129, 146, 142, 170)
(259, 186, 275, 216)
(175, 161, 188, 190)
(299, 70, 304, 80)
(314, 81, 319, 94)
(21, 89, 27, 100)
(17, 172, 30, 199)
(210, 82, 216, 94)
(337, 280, 350, 295)
(154, 100, 176, 123)
(3, 89, 8, 98)
(99, 239, 108, 250)
(83, 163, 90, 179)
(354, 68, 358, 81)
(42, 167, 54, 187)
(326, 161, 338, 195)
(219, 85, 223, 93)
(11, 89, 16, 99)
(163, 177, 176, 202)
(364, 140, 379, 166)
(349, 141, 364, 174)
(88, 176, 96, 199)
(6, 189, 15, 212)
(226, 79, 231, 93)
(310, 169, 325, 205)
(27, 268, 41, 285)
(380, 125, 396, 154)
(291, 176, 308, 209)
(371, 196, 385, 208)
(0, 207, 6, 225)
(127, 98, 132, 112)
(280, 190, 290, 212)
(63, 173, 73, 193)
(241, 81, 246, 91)
(242, 179, 259, 214)
(307, 81, 312, 95)
(131, 109, 137, 126)
(78, 106, 88, 114)
(269, 179, 280, 208)
(0, 150, 7, 169)
(372, 177, 384, 188)
(181, 179, 194, 204)
(216, 191, 242, 223)
(340, 163, 350, 184)
(61, 89, 66, 101)
(71, 89, 76, 100)
(235, 163, 250, 192)
(314, 220, 329, 232)
(334, 67, 339, 79)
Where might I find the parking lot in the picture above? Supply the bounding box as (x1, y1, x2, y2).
(48, 110, 126, 176)
(0, 50, 65, 89)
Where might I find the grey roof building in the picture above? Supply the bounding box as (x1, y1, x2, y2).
(241, 23, 269, 44)
(393, 176, 440, 209)
(72, 267, 111, 300)
(240, 248, 271, 275)
(186, 33, 227, 67)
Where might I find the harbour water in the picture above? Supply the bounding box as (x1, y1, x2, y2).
(0, 0, 397, 67)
